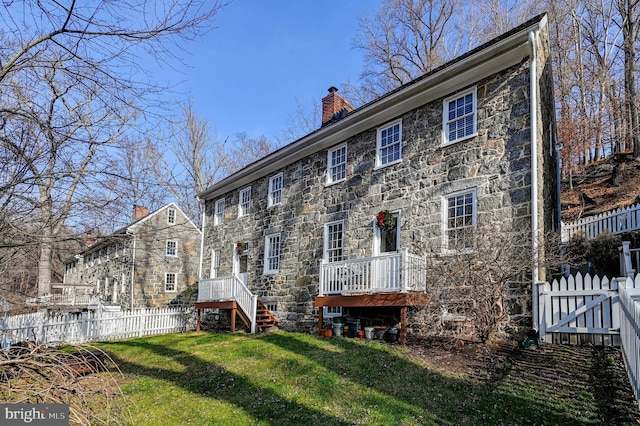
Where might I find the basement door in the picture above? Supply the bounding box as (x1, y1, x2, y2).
(373, 211, 400, 290)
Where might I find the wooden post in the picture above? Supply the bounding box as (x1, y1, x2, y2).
(400, 306, 407, 344)
(196, 308, 201, 332)
(318, 306, 324, 334)
(230, 308, 236, 333)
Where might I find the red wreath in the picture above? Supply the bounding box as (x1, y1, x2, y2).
(376, 210, 396, 232)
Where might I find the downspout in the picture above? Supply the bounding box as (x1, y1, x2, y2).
(128, 230, 137, 311)
(198, 197, 206, 280)
(529, 30, 540, 331)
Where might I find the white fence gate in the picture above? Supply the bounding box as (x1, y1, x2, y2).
(536, 273, 640, 407)
(0, 306, 193, 347)
(536, 273, 624, 345)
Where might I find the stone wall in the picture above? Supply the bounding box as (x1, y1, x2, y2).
(202, 53, 556, 335)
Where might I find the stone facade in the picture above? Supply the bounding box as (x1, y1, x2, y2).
(199, 15, 558, 335)
(63, 203, 201, 309)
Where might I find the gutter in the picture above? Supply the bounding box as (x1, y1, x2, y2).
(529, 30, 540, 331)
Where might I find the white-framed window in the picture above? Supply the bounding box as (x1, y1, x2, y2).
(376, 120, 402, 168)
(264, 233, 281, 274)
(165, 273, 177, 292)
(114, 243, 119, 258)
(166, 240, 177, 256)
(327, 144, 347, 184)
(167, 208, 176, 224)
(210, 248, 221, 278)
(443, 189, 477, 253)
(268, 173, 283, 207)
(214, 199, 225, 225)
(238, 187, 252, 217)
(323, 306, 343, 318)
(443, 87, 477, 145)
(324, 221, 344, 262)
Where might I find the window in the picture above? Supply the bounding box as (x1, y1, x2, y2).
(165, 273, 176, 292)
(210, 248, 221, 278)
(443, 189, 477, 252)
(166, 240, 177, 256)
(167, 208, 176, 224)
(268, 173, 283, 207)
(323, 306, 343, 318)
(443, 88, 477, 145)
(238, 187, 251, 217)
(214, 199, 225, 225)
(324, 221, 344, 262)
(327, 144, 347, 184)
(264, 233, 281, 274)
(376, 120, 402, 167)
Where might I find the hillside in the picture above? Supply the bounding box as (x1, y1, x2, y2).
(561, 153, 640, 222)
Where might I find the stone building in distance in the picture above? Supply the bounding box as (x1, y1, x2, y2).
(55, 203, 201, 310)
(196, 14, 558, 339)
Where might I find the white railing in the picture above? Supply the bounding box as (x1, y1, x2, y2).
(562, 202, 640, 242)
(197, 273, 258, 333)
(0, 306, 191, 347)
(618, 274, 640, 408)
(319, 249, 427, 296)
(25, 294, 99, 307)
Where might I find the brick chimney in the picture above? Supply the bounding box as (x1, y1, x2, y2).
(133, 205, 149, 220)
(321, 86, 354, 127)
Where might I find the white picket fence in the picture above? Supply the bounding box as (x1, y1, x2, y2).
(562, 202, 640, 242)
(536, 273, 640, 407)
(0, 306, 193, 347)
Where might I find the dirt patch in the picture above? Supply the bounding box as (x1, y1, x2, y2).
(404, 336, 640, 424)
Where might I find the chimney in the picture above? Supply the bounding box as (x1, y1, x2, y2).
(321, 86, 354, 127)
(133, 205, 149, 220)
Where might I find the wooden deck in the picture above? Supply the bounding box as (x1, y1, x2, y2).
(315, 292, 430, 344)
(195, 300, 251, 333)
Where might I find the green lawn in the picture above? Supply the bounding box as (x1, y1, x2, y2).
(97, 331, 637, 425)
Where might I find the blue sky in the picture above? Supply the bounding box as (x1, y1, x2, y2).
(157, 0, 382, 143)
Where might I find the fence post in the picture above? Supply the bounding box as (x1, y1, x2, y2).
(537, 281, 550, 342)
(620, 241, 635, 278)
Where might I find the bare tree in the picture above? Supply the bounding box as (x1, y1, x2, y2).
(0, 1, 225, 297)
(616, 0, 640, 157)
(223, 132, 277, 176)
(156, 102, 229, 224)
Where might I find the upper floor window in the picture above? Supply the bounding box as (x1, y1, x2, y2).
(324, 221, 344, 262)
(376, 120, 402, 167)
(443, 88, 477, 145)
(238, 187, 252, 217)
(443, 189, 477, 253)
(166, 240, 178, 256)
(165, 272, 176, 292)
(268, 173, 283, 207)
(214, 199, 225, 225)
(167, 208, 176, 224)
(264, 233, 281, 274)
(210, 248, 221, 278)
(327, 144, 347, 184)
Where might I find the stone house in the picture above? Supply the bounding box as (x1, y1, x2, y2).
(196, 14, 558, 339)
(58, 203, 201, 310)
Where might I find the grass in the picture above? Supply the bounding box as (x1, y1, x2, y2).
(97, 331, 638, 425)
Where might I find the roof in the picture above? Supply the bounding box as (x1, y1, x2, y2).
(64, 202, 201, 263)
(198, 13, 548, 201)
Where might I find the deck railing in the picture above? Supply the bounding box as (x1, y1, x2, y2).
(197, 273, 258, 333)
(25, 294, 99, 307)
(319, 249, 427, 296)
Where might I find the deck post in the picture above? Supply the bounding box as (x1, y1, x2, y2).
(196, 308, 201, 332)
(400, 306, 407, 344)
(230, 308, 236, 333)
(318, 307, 324, 334)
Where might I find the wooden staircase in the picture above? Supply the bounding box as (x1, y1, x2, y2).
(255, 300, 278, 331)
